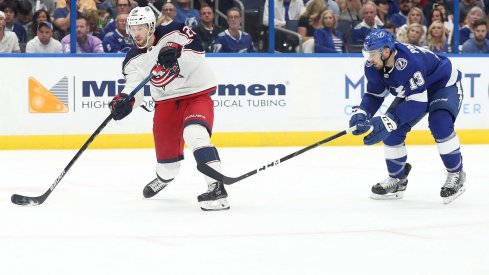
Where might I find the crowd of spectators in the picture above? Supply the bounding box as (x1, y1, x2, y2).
(0, 0, 488, 53)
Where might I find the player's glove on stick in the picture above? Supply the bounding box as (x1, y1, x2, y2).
(349, 106, 370, 135)
(363, 112, 399, 145)
(158, 42, 182, 69)
(110, 93, 135, 120)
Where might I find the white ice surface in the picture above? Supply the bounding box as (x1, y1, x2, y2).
(1, 145, 488, 275)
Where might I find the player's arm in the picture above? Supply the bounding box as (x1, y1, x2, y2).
(350, 66, 387, 135)
(109, 61, 145, 120)
(359, 65, 388, 117)
(157, 24, 199, 69)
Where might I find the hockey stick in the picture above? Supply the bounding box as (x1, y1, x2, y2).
(197, 126, 356, 185)
(11, 67, 161, 206)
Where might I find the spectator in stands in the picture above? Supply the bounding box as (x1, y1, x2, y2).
(193, 6, 223, 52)
(97, 9, 111, 30)
(25, 21, 62, 52)
(53, 0, 83, 37)
(314, 9, 344, 53)
(383, 21, 396, 36)
(263, 0, 306, 28)
(161, 2, 177, 21)
(174, 0, 199, 29)
(213, 7, 255, 53)
(459, 6, 488, 45)
(102, 12, 132, 52)
(15, 0, 33, 30)
(30, 0, 56, 16)
(305, 0, 340, 16)
(84, 9, 104, 38)
(389, 0, 410, 28)
(0, 1, 27, 47)
(399, 22, 425, 46)
(460, 0, 484, 21)
(396, 7, 426, 42)
(0, 10, 20, 52)
(427, 20, 449, 53)
(350, 1, 380, 45)
(462, 19, 489, 53)
(26, 9, 57, 41)
(61, 15, 103, 52)
(102, 0, 132, 36)
(410, 0, 425, 8)
(428, 8, 452, 43)
(375, 0, 390, 26)
(435, 4, 453, 29)
(298, 0, 327, 42)
(55, 0, 97, 13)
(156, 2, 177, 25)
(337, 0, 362, 22)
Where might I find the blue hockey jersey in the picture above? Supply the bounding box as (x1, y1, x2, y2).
(361, 42, 461, 125)
(213, 30, 256, 53)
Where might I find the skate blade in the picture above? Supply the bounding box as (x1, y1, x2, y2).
(200, 198, 230, 211)
(442, 186, 466, 205)
(370, 191, 404, 200)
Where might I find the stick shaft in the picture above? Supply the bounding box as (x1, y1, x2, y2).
(11, 70, 157, 205)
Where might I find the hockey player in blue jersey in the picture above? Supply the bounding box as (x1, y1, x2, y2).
(349, 29, 466, 204)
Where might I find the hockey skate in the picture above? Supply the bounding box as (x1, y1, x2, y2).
(440, 170, 466, 204)
(143, 178, 168, 198)
(197, 182, 230, 211)
(370, 163, 412, 200)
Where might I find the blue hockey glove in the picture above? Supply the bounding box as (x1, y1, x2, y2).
(363, 112, 399, 145)
(109, 93, 135, 120)
(349, 106, 370, 135)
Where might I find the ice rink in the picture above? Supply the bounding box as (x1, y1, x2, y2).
(1, 144, 488, 275)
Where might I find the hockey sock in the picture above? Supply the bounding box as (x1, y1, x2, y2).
(383, 143, 408, 178)
(193, 146, 222, 184)
(429, 110, 463, 173)
(436, 133, 462, 172)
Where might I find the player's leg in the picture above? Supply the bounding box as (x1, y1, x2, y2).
(143, 100, 184, 198)
(182, 94, 229, 211)
(371, 123, 413, 200)
(143, 162, 180, 198)
(428, 82, 465, 204)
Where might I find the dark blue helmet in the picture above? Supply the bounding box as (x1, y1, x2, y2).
(363, 29, 395, 52)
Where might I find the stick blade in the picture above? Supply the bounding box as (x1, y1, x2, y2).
(197, 164, 237, 185)
(11, 194, 42, 206)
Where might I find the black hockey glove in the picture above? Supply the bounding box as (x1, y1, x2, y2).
(109, 93, 135, 120)
(158, 42, 182, 69)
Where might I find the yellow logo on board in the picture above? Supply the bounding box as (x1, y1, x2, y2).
(28, 76, 69, 113)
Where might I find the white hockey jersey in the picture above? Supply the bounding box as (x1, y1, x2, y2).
(121, 21, 217, 108)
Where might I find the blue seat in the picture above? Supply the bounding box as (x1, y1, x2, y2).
(243, 0, 264, 10)
(285, 20, 299, 32)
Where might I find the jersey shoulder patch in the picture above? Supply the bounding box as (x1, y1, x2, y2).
(395, 58, 408, 71)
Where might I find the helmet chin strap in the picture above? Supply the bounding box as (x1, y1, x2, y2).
(134, 28, 155, 49)
(381, 48, 393, 68)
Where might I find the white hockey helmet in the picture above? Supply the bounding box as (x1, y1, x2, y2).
(127, 6, 156, 31)
(127, 6, 156, 48)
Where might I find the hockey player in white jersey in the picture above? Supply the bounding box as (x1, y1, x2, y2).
(109, 6, 229, 211)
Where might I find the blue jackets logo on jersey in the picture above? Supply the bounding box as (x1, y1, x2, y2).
(150, 63, 182, 88)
